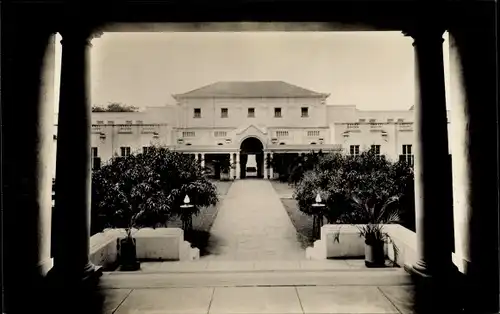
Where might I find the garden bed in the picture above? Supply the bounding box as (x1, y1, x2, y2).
(271, 181, 315, 249)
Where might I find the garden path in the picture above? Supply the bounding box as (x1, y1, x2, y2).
(204, 179, 305, 260)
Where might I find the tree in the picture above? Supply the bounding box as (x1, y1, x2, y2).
(293, 148, 415, 237)
(92, 102, 138, 112)
(91, 146, 219, 235)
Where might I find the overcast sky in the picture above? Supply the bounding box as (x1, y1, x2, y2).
(54, 31, 450, 112)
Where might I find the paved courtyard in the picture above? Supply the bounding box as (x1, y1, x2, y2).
(101, 259, 414, 314)
(204, 179, 305, 260)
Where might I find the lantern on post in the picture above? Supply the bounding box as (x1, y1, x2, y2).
(180, 194, 194, 231)
(311, 192, 326, 240)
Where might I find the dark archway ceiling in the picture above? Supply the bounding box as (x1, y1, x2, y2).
(240, 137, 264, 153)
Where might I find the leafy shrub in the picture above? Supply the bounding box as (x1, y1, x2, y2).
(293, 149, 415, 231)
(91, 146, 218, 235)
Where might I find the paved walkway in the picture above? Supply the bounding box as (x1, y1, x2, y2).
(204, 179, 305, 260)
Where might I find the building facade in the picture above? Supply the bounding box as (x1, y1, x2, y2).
(53, 81, 451, 179)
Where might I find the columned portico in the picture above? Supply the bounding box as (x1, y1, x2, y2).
(49, 29, 101, 282)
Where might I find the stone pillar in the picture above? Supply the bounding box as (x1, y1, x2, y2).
(49, 29, 100, 282)
(405, 28, 455, 277)
(264, 151, 269, 179)
(449, 21, 499, 313)
(235, 153, 241, 179)
(269, 152, 274, 179)
(230, 153, 235, 179)
(200, 153, 205, 169)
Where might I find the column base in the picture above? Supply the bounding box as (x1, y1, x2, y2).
(405, 261, 465, 313)
(46, 262, 102, 287)
(42, 263, 104, 312)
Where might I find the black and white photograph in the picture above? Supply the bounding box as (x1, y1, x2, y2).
(2, 1, 498, 314)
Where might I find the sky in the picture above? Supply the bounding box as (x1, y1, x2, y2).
(54, 30, 451, 112)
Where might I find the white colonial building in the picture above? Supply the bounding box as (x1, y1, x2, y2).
(53, 81, 451, 179)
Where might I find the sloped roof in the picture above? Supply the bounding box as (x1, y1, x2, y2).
(173, 81, 329, 99)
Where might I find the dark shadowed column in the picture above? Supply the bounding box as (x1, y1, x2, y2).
(49, 28, 101, 283)
(404, 26, 459, 312)
(2, 27, 57, 313)
(448, 7, 499, 312)
(405, 27, 455, 275)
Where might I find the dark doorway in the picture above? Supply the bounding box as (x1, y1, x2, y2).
(240, 137, 264, 179)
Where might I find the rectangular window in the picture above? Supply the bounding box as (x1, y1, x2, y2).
(91, 147, 98, 157)
(402, 144, 412, 155)
(387, 118, 394, 123)
(125, 120, 132, 125)
(397, 118, 405, 122)
(182, 131, 196, 137)
(143, 146, 151, 154)
(96, 120, 104, 125)
(301, 107, 309, 117)
(274, 107, 282, 118)
(107, 120, 114, 125)
(371, 144, 381, 155)
(193, 108, 201, 118)
(120, 146, 131, 157)
(369, 119, 376, 123)
(136, 120, 143, 125)
(221, 108, 228, 118)
(214, 131, 227, 137)
(359, 119, 366, 123)
(307, 130, 320, 137)
(248, 108, 255, 118)
(276, 130, 289, 137)
(350, 145, 360, 156)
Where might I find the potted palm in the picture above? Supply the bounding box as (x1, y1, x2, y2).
(339, 192, 402, 267)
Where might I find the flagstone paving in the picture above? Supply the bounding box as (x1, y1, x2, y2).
(203, 179, 305, 260)
(103, 284, 415, 314)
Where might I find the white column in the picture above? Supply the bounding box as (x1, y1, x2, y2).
(230, 153, 234, 178)
(264, 151, 269, 179)
(269, 152, 274, 179)
(235, 153, 241, 179)
(200, 153, 205, 169)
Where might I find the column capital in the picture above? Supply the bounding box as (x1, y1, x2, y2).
(402, 27, 446, 46)
(59, 28, 95, 47)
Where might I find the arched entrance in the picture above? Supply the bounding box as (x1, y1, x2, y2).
(240, 137, 264, 179)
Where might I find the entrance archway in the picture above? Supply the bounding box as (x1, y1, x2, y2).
(240, 137, 264, 179)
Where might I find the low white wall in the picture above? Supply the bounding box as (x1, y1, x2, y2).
(307, 224, 468, 272)
(89, 227, 199, 270)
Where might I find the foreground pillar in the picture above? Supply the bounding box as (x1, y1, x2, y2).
(3, 28, 58, 313)
(405, 27, 455, 277)
(49, 29, 100, 283)
(404, 26, 460, 313)
(449, 18, 499, 313)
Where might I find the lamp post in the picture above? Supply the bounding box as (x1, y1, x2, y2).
(180, 194, 194, 231)
(311, 192, 326, 240)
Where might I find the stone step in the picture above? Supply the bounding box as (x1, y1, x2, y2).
(101, 268, 411, 289)
(119, 259, 399, 273)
